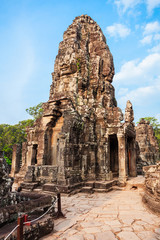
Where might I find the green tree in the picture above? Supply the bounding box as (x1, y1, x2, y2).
(139, 117, 160, 131)
(26, 102, 43, 120)
(0, 119, 34, 162)
(0, 103, 43, 164)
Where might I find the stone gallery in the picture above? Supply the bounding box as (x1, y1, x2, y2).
(10, 15, 159, 192)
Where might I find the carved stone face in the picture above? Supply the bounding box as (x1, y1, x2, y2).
(60, 62, 77, 76)
(57, 47, 78, 77)
(102, 58, 113, 82)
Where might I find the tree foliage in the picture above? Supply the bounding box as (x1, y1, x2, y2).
(138, 117, 160, 150)
(0, 119, 34, 161)
(26, 102, 43, 120)
(0, 103, 43, 163)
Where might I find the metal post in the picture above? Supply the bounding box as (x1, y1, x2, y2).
(17, 215, 24, 240)
(56, 193, 64, 218)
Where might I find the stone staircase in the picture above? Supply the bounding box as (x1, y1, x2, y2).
(20, 181, 83, 194)
(19, 177, 145, 194)
(20, 181, 40, 191)
(81, 179, 118, 193)
(20, 179, 119, 194)
(21, 177, 145, 194)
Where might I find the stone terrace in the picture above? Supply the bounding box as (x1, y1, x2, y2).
(41, 176, 160, 240)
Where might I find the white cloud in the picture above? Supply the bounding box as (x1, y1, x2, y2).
(113, 0, 160, 16)
(154, 33, 160, 41)
(140, 22, 160, 51)
(114, 54, 160, 122)
(114, 53, 160, 86)
(106, 23, 131, 38)
(114, 0, 141, 13)
(149, 44, 160, 53)
(143, 21, 160, 35)
(140, 35, 152, 45)
(116, 76, 160, 122)
(118, 88, 129, 96)
(118, 76, 160, 111)
(118, 83, 160, 123)
(118, 84, 159, 106)
(146, 0, 160, 15)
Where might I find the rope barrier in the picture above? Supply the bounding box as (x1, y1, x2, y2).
(24, 198, 58, 225)
(4, 197, 58, 240)
(4, 225, 19, 240)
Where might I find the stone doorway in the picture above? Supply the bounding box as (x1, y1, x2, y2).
(45, 117, 64, 165)
(31, 144, 38, 165)
(109, 134, 119, 178)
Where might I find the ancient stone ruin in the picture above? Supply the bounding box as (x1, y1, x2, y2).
(0, 150, 54, 239)
(136, 119, 159, 174)
(0, 151, 13, 207)
(143, 163, 160, 214)
(11, 15, 138, 192)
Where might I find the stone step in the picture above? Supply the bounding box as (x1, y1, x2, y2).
(85, 181, 95, 188)
(33, 187, 42, 193)
(42, 183, 57, 192)
(57, 182, 83, 193)
(95, 180, 117, 189)
(84, 180, 115, 188)
(81, 186, 94, 193)
(112, 172, 119, 178)
(112, 186, 125, 191)
(21, 182, 39, 191)
(83, 180, 118, 192)
(93, 187, 113, 193)
(95, 181, 112, 189)
(41, 182, 83, 194)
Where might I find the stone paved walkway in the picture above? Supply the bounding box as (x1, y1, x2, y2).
(41, 177, 160, 240)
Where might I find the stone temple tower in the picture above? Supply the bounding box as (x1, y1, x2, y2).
(11, 15, 137, 192)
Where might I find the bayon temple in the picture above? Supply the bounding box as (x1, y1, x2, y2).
(10, 15, 159, 193)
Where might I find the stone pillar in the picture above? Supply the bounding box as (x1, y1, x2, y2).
(57, 138, 66, 185)
(26, 145, 33, 167)
(21, 142, 27, 166)
(10, 144, 21, 177)
(129, 140, 137, 177)
(81, 154, 87, 180)
(89, 149, 97, 180)
(117, 134, 127, 186)
(37, 131, 45, 165)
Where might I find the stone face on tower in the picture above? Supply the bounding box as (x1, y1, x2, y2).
(49, 15, 115, 110)
(12, 15, 137, 192)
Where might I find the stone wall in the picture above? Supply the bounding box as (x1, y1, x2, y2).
(24, 165, 58, 183)
(143, 163, 160, 213)
(0, 192, 52, 225)
(136, 119, 159, 174)
(0, 218, 54, 240)
(0, 152, 13, 207)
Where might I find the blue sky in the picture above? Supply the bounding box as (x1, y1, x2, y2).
(0, 0, 160, 124)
